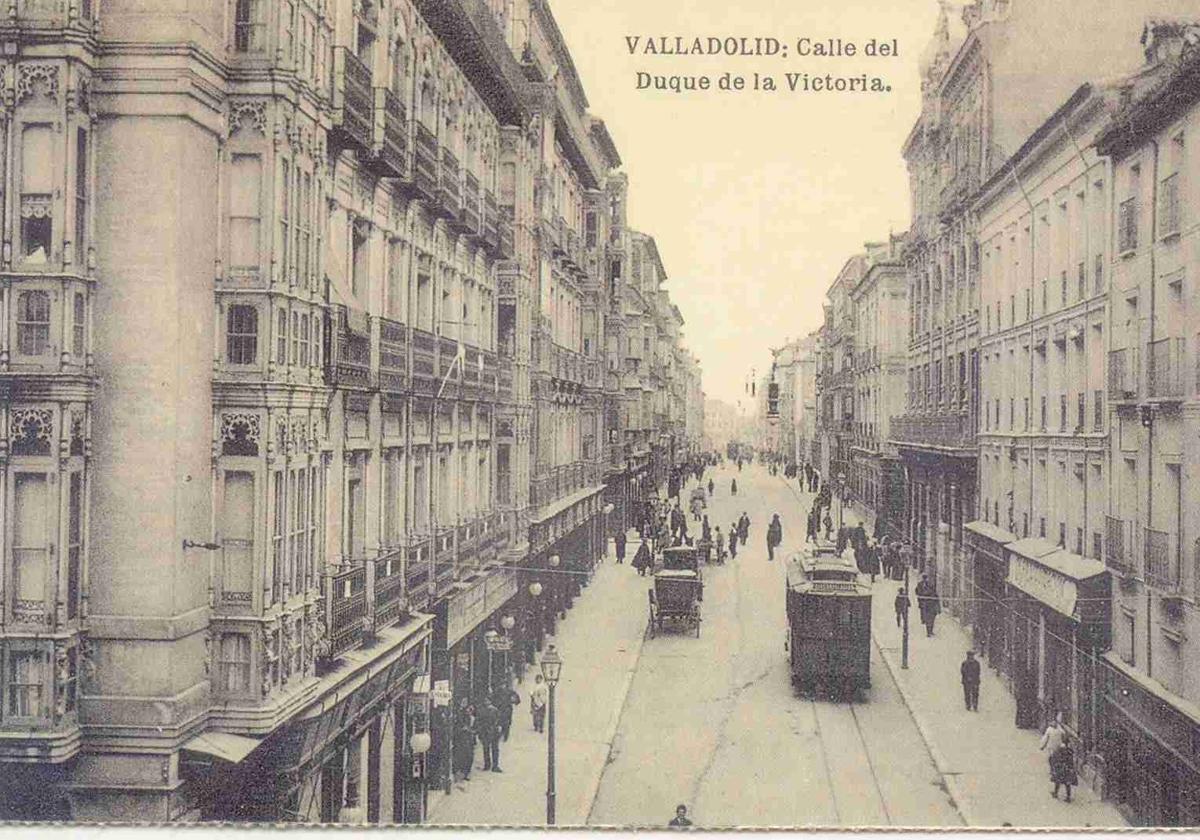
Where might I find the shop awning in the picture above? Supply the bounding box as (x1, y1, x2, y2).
(1038, 548, 1107, 582)
(964, 520, 1017, 546)
(1006, 536, 1059, 562)
(1005, 538, 1088, 619)
(181, 731, 262, 764)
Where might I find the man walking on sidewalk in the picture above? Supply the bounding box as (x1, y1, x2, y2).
(493, 685, 518, 741)
(960, 651, 981, 711)
(615, 529, 627, 564)
(476, 696, 501, 772)
(894, 587, 910, 629)
(529, 675, 548, 733)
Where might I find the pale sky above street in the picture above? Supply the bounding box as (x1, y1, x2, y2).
(550, 0, 938, 407)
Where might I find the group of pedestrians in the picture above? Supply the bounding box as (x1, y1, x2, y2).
(450, 684, 519, 780)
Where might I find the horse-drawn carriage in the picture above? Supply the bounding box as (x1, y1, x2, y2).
(785, 542, 872, 699)
(648, 546, 703, 638)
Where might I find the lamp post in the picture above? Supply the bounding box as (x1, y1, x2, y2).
(500, 614, 515, 684)
(528, 582, 543, 659)
(836, 470, 847, 531)
(540, 645, 563, 826)
(483, 629, 499, 692)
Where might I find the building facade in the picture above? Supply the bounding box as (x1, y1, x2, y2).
(0, 0, 697, 822)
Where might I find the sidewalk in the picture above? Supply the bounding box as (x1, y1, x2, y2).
(867, 577, 1126, 827)
(427, 534, 649, 827)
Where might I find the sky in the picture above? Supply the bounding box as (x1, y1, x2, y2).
(549, 0, 940, 408)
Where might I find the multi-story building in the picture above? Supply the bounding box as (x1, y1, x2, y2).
(815, 256, 863, 488)
(1093, 25, 1200, 825)
(848, 237, 909, 535)
(0, 0, 695, 822)
(968, 79, 1117, 751)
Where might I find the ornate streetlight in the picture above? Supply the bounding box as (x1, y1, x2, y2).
(539, 645, 564, 825)
(483, 628, 499, 691)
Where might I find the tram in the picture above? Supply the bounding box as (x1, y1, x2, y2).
(785, 542, 872, 699)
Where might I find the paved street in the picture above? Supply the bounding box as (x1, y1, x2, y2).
(427, 461, 1128, 828)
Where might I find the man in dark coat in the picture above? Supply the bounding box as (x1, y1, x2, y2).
(914, 575, 940, 637)
(632, 540, 652, 576)
(836, 526, 849, 555)
(494, 684, 519, 741)
(475, 696, 501, 772)
(852, 522, 868, 556)
(728, 525, 739, 559)
(738, 513, 750, 546)
(805, 508, 818, 543)
(453, 700, 476, 781)
(614, 530, 627, 564)
(894, 587, 910, 629)
(766, 514, 783, 561)
(960, 651, 981, 711)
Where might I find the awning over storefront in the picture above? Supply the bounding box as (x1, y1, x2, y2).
(446, 567, 518, 649)
(182, 731, 262, 765)
(965, 520, 1017, 546)
(1005, 537, 1104, 619)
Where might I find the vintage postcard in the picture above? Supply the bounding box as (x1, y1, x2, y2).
(0, 0, 1196, 831)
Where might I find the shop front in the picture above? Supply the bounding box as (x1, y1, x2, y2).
(964, 520, 1016, 672)
(1100, 654, 1200, 825)
(1004, 537, 1109, 737)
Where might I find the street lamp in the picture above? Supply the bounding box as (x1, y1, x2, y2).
(836, 470, 847, 532)
(500, 615, 516, 683)
(483, 629, 499, 691)
(540, 645, 564, 826)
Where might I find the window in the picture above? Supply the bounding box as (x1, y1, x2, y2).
(1075, 527, 1084, 555)
(67, 473, 82, 620)
(291, 311, 301, 365)
(272, 471, 285, 604)
(1122, 613, 1135, 665)
(1040, 396, 1047, 430)
(1076, 393, 1085, 430)
(276, 309, 288, 365)
(351, 223, 369, 298)
(1060, 270, 1067, 307)
(282, 0, 296, 65)
(1023, 512, 1029, 538)
(1024, 397, 1030, 430)
(72, 292, 85, 356)
(12, 474, 49, 613)
(1093, 389, 1103, 430)
(1094, 252, 1104, 294)
(1058, 522, 1066, 547)
(1118, 197, 1138, 253)
(1039, 517, 1046, 538)
(227, 304, 259, 365)
(1159, 172, 1181, 238)
(74, 129, 88, 261)
(217, 634, 252, 693)
(299, 171, 313, 289)
(1059, 394, 1067, 430)
(21, 125, 53, 262)
(585, 210, 598, 248)
(233, 0, 265, 52)
(1093, 531, 1102, 561)
(279, 162, 291, 282)
(6, 650, 45, 718)
(1041, 277, 1047, 313)
(16, 291, 51, 356)
(229, 154, 263, 273)
(299, 314, 310, 367)
(1077, 262, 1086, 300)
(221, 472, 256, 599)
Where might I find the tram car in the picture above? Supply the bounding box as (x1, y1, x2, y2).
(785, 542, 872, 699)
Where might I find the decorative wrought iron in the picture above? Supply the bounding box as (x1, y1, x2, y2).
(11, 408, 53, 456)
(220, 412, 261, 456)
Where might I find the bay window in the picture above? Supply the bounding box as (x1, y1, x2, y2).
(16, 290, 51, 357)
(5, 649, 46, 719)
(229, 154, 263, 275)
(20, 124, 53, 263)
(227, 304, 259, 365)
(220, 471, 256, 601)
(217, 633, 251, 693)
(12, 473, 49, 618)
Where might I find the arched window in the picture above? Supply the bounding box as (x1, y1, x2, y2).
(227, 304, 259, 365)
(16, 290, 51, 356)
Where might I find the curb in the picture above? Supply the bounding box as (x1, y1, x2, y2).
(872, 631, 974, 827)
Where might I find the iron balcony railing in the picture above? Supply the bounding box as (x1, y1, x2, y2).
(326, 304, 373, 388)
(1144, 527, 1181, 593)
(1107, 347, 1138, 400)
(372, 87, 408, 179)
(405, 535, 432, 609)
(378, 316, 408, 392)
(413, 123, 439, 201)
(332, 48, 374, 152)
(372, 547, 407, 634)
(463, 172, 482, 236)
(323, 561, 367, 661)
(1147, 337, 1186, 400)
(439, 148, 462, 220)
(1105, 515, 1136, 577)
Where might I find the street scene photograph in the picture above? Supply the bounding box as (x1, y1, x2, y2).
(0, 0, 1199, 832)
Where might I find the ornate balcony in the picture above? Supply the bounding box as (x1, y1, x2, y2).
(889, 412, 975, 451)
(462, 346, 480, 398)
(499, 205, 515, 258)
(462, 172, 482, 237)
(331, 48, 374, 153)
(498, 356, 514, 400)
(1107, 347, 1138, 400)
(1105, 516, 1136, 577)
(1147, 337, 1185, 401)
(378, 316, 408, 393)
(405, 536, 432, 609)
(482, 191, 501, 253)
(322, 561, 367, 663)
(437, 336, 459, 392)
(481, 351, 498, 393)
(438, 148, 462, 222)
(411, 328, 437, 395)
(1144, 527, 1181, 593)
(371, 548, 407, 635)
(372, 87, 408, 180)
(433, 528, 456, 594)
(326, 304, 373, 389)
(413, 123, 439, 202)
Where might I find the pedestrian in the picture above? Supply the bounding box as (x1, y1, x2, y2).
(615, 529, 627, 564)
(493, 684, 519, 741)
(1040, 714, 1077, 801)
(668, 804, 693, 827)
(476, 695, 501, 772)
(805, 508, 817, 543)
(894, 586, 910, 629)
(731, 478, 738, 496)
(453, 700, 476, 781)
(738, 513, 750, 546)
(707, 478, 714, 496)
(728, 526, 739, 560)
(714, 526, 726, 562)
(632, 540, 652, 576)
(701, 515, 711, 542)
(836, 525, 848, 555)
(915, 574, 940, 637)
(529, 674, 548, 733)
(766, 513, 783, 561)
(865, 540, 880, 583)
(960, 651, 981, 711)
(823, 511, 833, 541)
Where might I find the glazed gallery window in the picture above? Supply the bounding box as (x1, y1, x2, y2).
(233, 0, 265, 52)
(21, 124, 53, 263)
(221, 471, 256, 600)
(227, 304, 259, 365)
(217, 634, 251, 693)
(229, 154, 262, 274)
(5, 649, 46, 719)
(74, 129, 88, 261)
(72, 292, 85, 356)
(12, 473, 49, 614)
(16, 290, 51, 356)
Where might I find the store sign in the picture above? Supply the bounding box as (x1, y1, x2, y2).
(432, 679, 452, 706)
(1007, 553, 1077, 618)
(446, 568, 519, 647)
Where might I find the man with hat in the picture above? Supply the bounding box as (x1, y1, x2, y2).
(961, 650, 981, 711)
